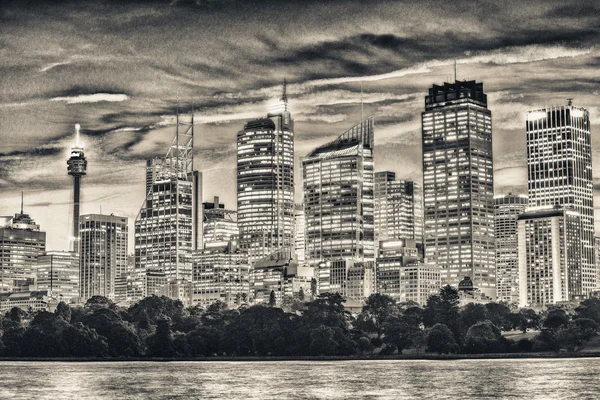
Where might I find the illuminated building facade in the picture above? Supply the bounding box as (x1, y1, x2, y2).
(376, 239, 421, 299)
(79, 214, 128, 301)
(0, 210, 46, 293)
(374, 172, 423, 246)
(251, 253, 313, 305)
(192, 238, 250, 308)
(303, 117, 375, 265)
(421, 80, 495, 297)
(518, 207, 582, 307)
(237, 83, 294, 264)
(294, 204, 306, 264)
(36, 251, 79, 303)
(526, 103, 594, 297)
(135, 112, 202, 299)
(203, 196, 238, 245)
(494, 193, 528, 303)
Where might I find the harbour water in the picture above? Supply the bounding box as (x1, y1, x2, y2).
(0, 358, 598, 399)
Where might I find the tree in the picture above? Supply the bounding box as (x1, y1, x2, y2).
(544, 309, 569, 331)
(55, 301, 72, 322)
(62, 323, 109, 357)
(298, 287, 305, 301)
(357, 293, 398, 338)
(268, 290, 277, 307)
(512, 308, 541, 332)
(147, 318, 175, 357)
(309, 326, 339, 356)
(310, 278, 318, 299)
(575, 298, 600, 324)
(9, 307, 26, 323)
(85, 296, 117, 311)
(83, 308, 142, 356)
(463, 320, 503, 353)
(485, 302, 512, 331)
(357, 337, 373, 355)
(426, 323, 459, 354)
(460, 303, 490, 332)
(423, 286, 460, 338)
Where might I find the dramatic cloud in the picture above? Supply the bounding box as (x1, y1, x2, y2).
(0, 0, 599, 249)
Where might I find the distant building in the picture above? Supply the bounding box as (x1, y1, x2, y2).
(376, 239, 424, 300)
(422, 80, 495, 298)
(203, 196, 238, 245)
(315, 259, 375, 301)
(135, 113, 202, 301)
(374, 172, 423, 247)
(0, 209, 46, 293)
(251, 251, 312, 305)
(36, 251, 79, 303)
(303, 117, 375, 265)
(192, 238, 250, 308)
(79, 214, 128, 301)
(518, 207, 582, 307)
(294, 204, 306, 264)
(526, 103, 594, 297)
(595, 237, 600, 290)
(494, 194, 528, 303)
(237, 82, 294, 264)
(0, 290, 49, 312)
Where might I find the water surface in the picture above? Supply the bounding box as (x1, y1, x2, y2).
(0, 358, 598, 399)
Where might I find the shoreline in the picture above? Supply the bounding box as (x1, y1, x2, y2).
(1, 352, 600, 362)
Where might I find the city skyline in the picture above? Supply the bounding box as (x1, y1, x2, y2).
(1, 1, 600, 251)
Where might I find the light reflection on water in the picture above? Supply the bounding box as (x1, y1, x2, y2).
(0, 359, 599, 399)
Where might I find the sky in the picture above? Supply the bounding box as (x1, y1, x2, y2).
(0, 0, 599, 251)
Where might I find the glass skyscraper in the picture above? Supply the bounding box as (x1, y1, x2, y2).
(303, 117, 375, 265)
(79, 214, 128, 301)
(374, 171, 423, 246)
(494, 193, 528, 303)
(237, 83, 294, 264)
(421, 80, 495, 298)
(135, 113, 202, 297)
(525, 103, 594, 297)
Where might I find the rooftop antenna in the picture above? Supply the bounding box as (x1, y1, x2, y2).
(567, 98, 573, 106)
(282, 77, 288, 102)
(20, 191, 23, 214)
(454, 59, 457, 82)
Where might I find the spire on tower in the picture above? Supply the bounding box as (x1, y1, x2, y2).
(281, 78, 288, 103)
(74, 123, 81, 148)
(20, 191, 23, 215)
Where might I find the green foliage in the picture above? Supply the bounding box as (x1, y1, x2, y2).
(544, 309, 569, 331)
(575, 298, 600, 324)
(463, 320, 503, 353)
(357, 337, 373, 354)
(356, 293, 398, 338)
(426, 323, 459, 354)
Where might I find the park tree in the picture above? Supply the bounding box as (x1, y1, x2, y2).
(484, 302, 513, 331)
(55, 301, 72, 322)
(460, 303, 490, 332)
(423, 286, 460, 338)
(544, 309, 569, 331)
(357, 337, 373, 355)
(426, 323, 459, 354)
(575, 298, 600, 324)
(463, 320, 503, 353)
(268, 290, 277, 307)
(309, 326, 339, 356)
(147, 318, 175, 357)
(357, 293, 399, 338)
(85, 296, 117, 311)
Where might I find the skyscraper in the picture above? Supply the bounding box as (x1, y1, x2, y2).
(518, 207, 582, 307)
(67, 124, 87, 250)
(526, 103, 594, 297)
(237, 82, 294, 264)
(0, 206, 46, 293)
(374, 171, 423, 246)
(203, 197, 238, 245)
(421, 80, 495, 298)
(303, 117, 375, 265)
(294, 204, 306, 264)
(135, 112, 202, 298)
(79, 214, 128, 301)
(494, 193, 528, 303)
(36, 251, 79, 303)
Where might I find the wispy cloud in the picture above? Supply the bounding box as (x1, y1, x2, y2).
(50, 93, 130, 104)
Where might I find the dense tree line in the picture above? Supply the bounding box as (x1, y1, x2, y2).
(1, 287, 600, 358)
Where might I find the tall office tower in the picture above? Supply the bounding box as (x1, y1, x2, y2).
(517, 207, 582, 307)
(526, 103, 594, 297)
(0, 205, 46, 292)
(421, 80, 495, 298)
(294, 204, 306, 264)
(36, 251, 79, 302)
(374, 171, 423, 246)
(135, 112, 202, 298)
(595, 237, 600, 292)
(79, 214, 128, 301)
(237, 82, 294, 264)
(303, 117, 375, 265)
(67, 124, 87, 250)
(203, 196, 238, 245)
(494, 193, 528, 303)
